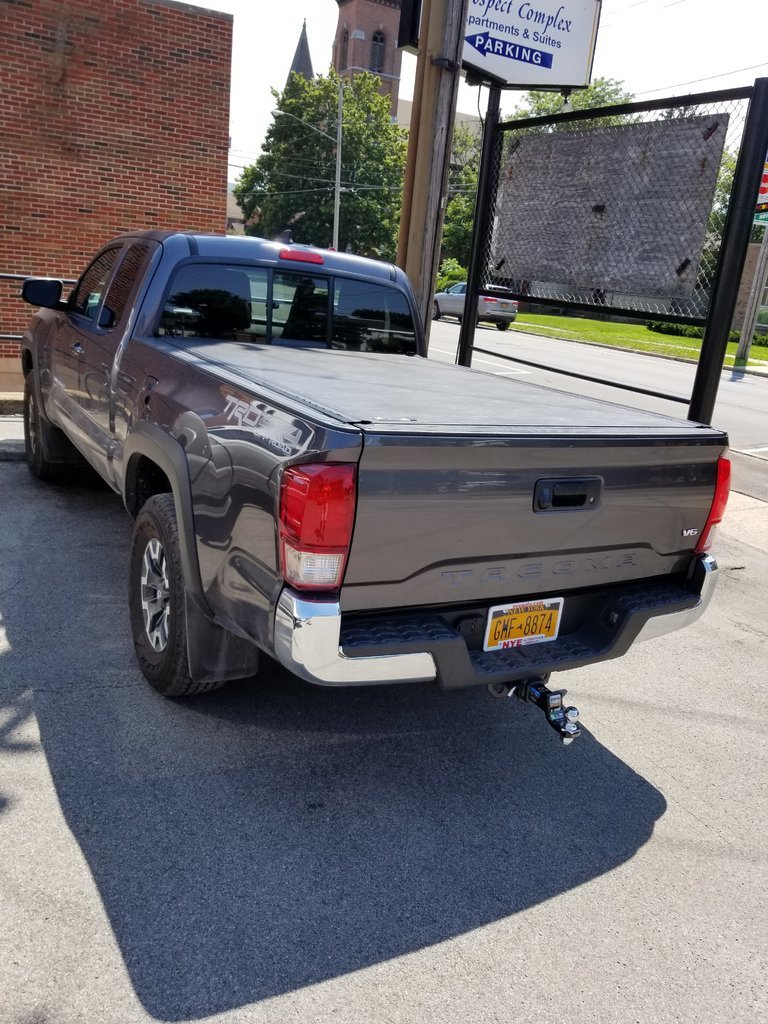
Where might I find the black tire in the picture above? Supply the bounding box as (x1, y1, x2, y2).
(24, 376, 62, 481)
(496, 322, 510, 331)
(129, 493, 219, 697)
(433, 301, 441, 320)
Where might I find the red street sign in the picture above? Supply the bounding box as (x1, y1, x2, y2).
(758, 163, 768, 211)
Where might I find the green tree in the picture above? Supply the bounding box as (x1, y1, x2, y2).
(710, 149, 763, 244)
(441, 123, 481, 265)
(510, 77, 634, 120)
(234, 72, 407, 259)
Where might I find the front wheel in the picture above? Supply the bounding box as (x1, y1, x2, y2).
(129, 493, 221, 697)
(496, 322, 510, 331)
(433, 301, 440, 320)
(24, 377, 61, 481)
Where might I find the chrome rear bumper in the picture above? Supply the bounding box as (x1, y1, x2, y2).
(635, 553, 718, 643)
(273, 555, 719, 688)
(274, 588, 437, 686)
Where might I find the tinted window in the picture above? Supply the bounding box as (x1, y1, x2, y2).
(101, 242, 154, 330)
(69, 248, 121, 321)
(154, 262, 416, 354)
(158, 264, 267, 340)
(332, 279, 417, 354)
(272, 272, 329, 346)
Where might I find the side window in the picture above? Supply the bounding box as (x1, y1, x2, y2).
(272, 272, 330, 346)
(100, 242, 155, 331)
(68, 248, 122, 321)
(157, 264, 266, 340)
(332, 279, 417, 354)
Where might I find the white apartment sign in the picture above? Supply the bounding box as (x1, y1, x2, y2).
(463, 1, 601, 89)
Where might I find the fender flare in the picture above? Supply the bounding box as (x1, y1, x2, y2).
(122, 422, 259, 684)
(122, 421, 208, 611)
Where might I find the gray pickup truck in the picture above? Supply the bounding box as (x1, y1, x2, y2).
(20, 232, 730, 742)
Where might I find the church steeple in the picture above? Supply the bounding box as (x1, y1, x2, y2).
(286, 19, 314, 88)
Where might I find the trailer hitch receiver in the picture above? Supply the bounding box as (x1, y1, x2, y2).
(487, 676, 582, 745)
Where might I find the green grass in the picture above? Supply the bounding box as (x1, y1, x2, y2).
(508, 314, 768, 369)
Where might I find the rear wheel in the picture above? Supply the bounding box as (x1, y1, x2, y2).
(129, 493, 221, 697)
(496, 322, 510, 331)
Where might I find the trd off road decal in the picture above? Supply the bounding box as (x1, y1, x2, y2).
(221, 394, 313, 456)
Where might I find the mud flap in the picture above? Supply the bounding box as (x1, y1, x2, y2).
(185, 593, 260, 685)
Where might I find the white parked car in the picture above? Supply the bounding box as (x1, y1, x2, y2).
(433, 282, 518, 331)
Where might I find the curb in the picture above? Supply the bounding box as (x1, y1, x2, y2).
(0, 395, 23, 415)
(0, 442, 25, 462)
(507, 331, 768, 377)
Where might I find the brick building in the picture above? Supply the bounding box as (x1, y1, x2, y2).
(0, 0, 232, 393)
(332, 0, 403, 116)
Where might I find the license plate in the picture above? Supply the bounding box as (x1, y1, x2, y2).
(483, 597, 563, 652)
(499, 301, 510, 310)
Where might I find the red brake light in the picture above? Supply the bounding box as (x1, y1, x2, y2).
(279, 247, 325, 265)
(279, 463, 357, 589)
(695, 456, 731, 554)
(483, 296, 498, 303)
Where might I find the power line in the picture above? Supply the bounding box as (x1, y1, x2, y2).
(635, 61, 768, 96)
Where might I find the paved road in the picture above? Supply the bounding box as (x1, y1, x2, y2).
(1, 462, 766, 1024)
(427, 320, 768, 455)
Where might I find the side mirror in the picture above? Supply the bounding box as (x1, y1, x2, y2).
(21, 278, 64, 310)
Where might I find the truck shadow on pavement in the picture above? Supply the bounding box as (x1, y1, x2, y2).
(1, 467, 667, 1021)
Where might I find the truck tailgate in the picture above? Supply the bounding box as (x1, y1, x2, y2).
(331, 358, 727, 612)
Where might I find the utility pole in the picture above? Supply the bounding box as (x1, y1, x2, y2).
(332, 81, 344, 251)
(734, 226, 768, 363)
(396, 0, 470, 347)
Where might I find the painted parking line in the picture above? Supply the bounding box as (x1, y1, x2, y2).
(742, 446, 768, 454)
(429, 346, 531, 375)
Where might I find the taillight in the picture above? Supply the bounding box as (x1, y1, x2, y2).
(484, 296, 498, 303)
(279, 463, 357, 589)
(695, 456, 731, 554)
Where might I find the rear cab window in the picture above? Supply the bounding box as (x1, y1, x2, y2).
(156, 262, 417, 355)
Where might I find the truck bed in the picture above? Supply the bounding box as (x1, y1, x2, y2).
(172, 342, 726, 611)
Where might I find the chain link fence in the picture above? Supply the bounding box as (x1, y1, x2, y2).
(481, 87, 753, 324)
(457, 82, 768, 422)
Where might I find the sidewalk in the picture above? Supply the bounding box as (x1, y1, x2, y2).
(0, 412, 24, 461)
(0, 388, 23, 459)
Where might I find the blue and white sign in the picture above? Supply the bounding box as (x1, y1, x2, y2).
(463, 1, 602, 89)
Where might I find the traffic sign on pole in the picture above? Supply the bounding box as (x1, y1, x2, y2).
(756, 159, 768, 211)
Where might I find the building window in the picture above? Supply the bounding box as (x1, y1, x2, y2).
(340, 29, 348, 71)
(371, 31, 385, 73)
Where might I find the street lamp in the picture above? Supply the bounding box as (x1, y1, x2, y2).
(271, 83, 344, 250)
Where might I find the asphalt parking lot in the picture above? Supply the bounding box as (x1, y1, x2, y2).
(1, 460, 766, 1024)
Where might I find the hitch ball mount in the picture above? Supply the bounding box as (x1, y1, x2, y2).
(487, 675, 582, 745)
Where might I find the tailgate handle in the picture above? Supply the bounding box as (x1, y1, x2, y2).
(534, 477, 602, 511)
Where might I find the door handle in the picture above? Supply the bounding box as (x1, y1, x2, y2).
(534, 477, 603, 511)
(72, 342, 84, 356)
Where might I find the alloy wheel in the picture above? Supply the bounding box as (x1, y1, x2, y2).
(140, 538, 171, 651)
